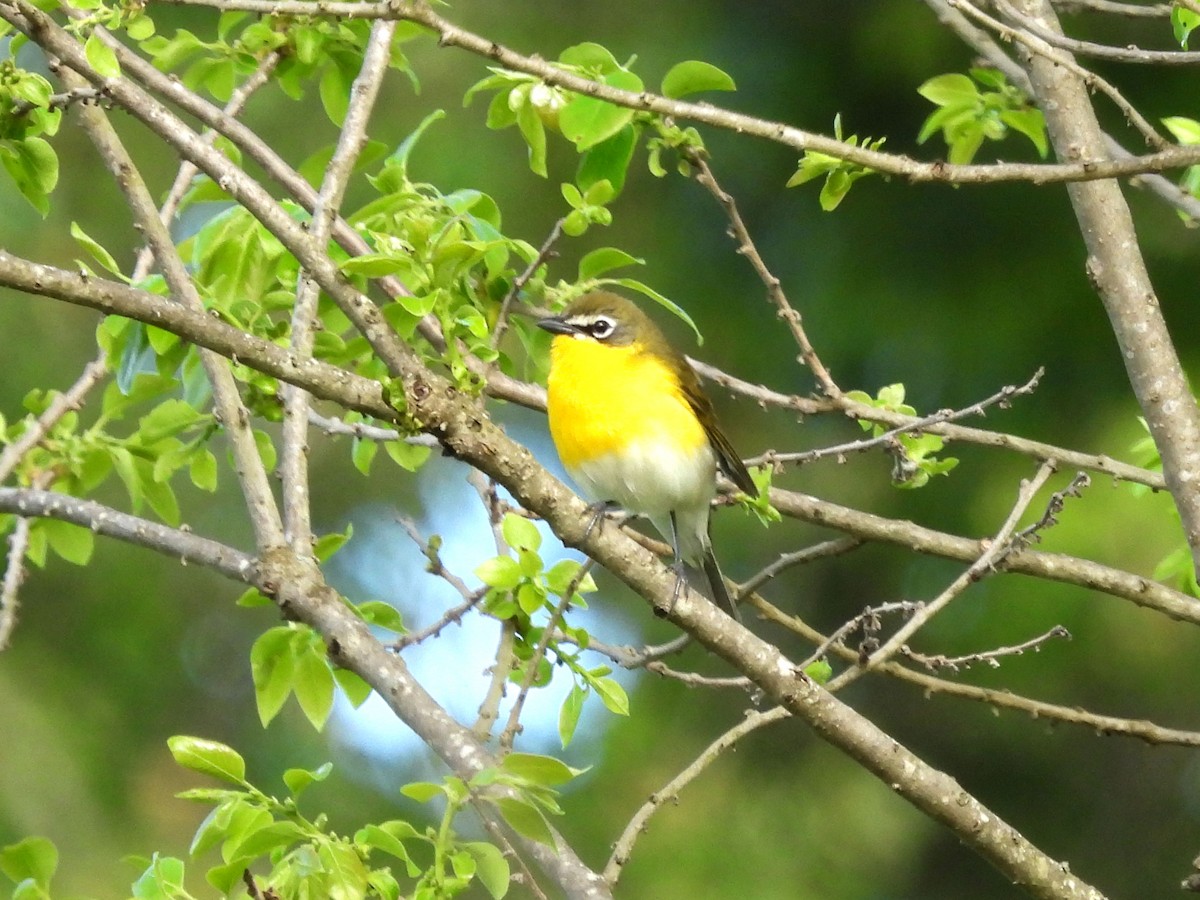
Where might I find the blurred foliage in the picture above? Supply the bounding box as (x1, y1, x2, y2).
(2, 1, 1200, 899)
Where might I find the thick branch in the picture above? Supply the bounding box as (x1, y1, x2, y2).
(1009, 0, 1200, 575)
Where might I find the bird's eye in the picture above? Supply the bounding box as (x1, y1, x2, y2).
(588, 317, 616, 340)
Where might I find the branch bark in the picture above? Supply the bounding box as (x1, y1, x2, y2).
(1008, 0, 1200, 575)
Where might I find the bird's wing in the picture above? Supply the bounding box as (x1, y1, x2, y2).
(680, 371, 758, 498)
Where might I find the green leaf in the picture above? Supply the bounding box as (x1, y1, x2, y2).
(577, 124, 638, 196)
(356, 823, 414, 865)
(544, 559, 596, 596)
(559, 42, 621, 73)
(293, 642, 336, 731)
(0, 836, 57, 887)
(1173, 7, 1200, 47)
(462, 842, 510, 899)
(284, 762, 333, 797)
(1164, 116, 1200, 146)
(314, 525, 353, 562)
(84, 32, 121, 78)
(384, 439, 431, 472)
(319, 61, 350, 126)
(167, 735, 247, 785)
(250, 625, 298, 726)
(340, 254, 413, 278)
(352, 436, 377, 475)
(355, 599, 405, 633)
(501, 513, 541, 552)
(578, 247, 642, 282)
(559, 69, 643, 151)
(334, 667, 373, 707)
(389, 108, 446, 174)
(918, 73, 978, 107)
(603, 278, 701, 345)
(804, 658, 833, 684)
(516, 580, 545, 616)
(125, 13, 156, 41)
(558, 684, 586, 747)
(475, 555, 521, 590)
(252, 429, 276, 472)
(226, 820, 307, 860)
(494, 798, 555, 847)
(2, 136, 59, 215)
(592, 676, 629, 716)
(139, 399, 204, 444)
(42, 518, 94, 566)
(999, 107, 1047, 157)
(130, 853, 186, 899)
(500, 753, 581, 786)
(190, 449, 218, 492)
(400, 781, 445, 803)
(661, 60, 736, 98)
(516, 101, 548, 177)
(70, 221, 125, 279)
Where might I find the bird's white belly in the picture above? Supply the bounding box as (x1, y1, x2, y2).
(567, 439, 716, 516)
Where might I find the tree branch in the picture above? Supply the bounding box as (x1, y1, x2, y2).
(1008, 0, 1200, 579)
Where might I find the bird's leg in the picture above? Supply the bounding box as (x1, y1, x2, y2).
(667, 511, 688, 610)
(582, 500, 621, 541)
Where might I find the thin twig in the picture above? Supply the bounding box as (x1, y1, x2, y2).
(686, 152, 840, 397)
(308, 410, 440, 445)
(643, 661, 753, 689)
(1051, 0, 1171, 15)
(602, 706, 790, 884)
(498, 560, 594, 752)
(690, 356, 1165, 490)
(389, 515, 487, 650)
(62, 64, 285, 549)
(491, 217, 564, 349)
(992, 0, 1200, 62)
(581, 634, 693, 668)
(798, 601, 926, 672)
(828, 460, 1059, 690)
(0, 356, 108, 484)
(280, 21, 396, 551)
(900, 624, 1071, 671)
(751, 588, 1200, 747)
(751, 369, 1045, 470)
(954, 0, 1169, 147)
(469, 470, 517, 742)
(735, 537, 864, 600)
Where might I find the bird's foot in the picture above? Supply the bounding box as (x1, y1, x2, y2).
(582, 500, 620, 541)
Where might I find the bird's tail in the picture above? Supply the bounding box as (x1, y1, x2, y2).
(699, 542, 742, 623)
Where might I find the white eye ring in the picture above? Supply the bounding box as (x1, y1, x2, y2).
(589, 317, 616, 340)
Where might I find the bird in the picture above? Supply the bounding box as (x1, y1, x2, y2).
(537, 291, 758, 621)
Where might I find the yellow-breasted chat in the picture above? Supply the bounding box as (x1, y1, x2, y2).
(537, 291, 757, 621)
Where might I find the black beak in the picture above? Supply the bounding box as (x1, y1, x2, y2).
(536, 316, 578, 336)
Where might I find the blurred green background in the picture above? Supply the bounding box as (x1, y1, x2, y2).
(3, 1, 1200, 897)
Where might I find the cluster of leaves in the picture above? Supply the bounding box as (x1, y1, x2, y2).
(0, 835, 55, 900)
(81, 735, 579, 899)
(475, 514, 629, 745)
(140, 13, 422, 123)
(786, 114, 886, 211)
(466, 43, 733, 186)
(917, 69, 1047, 165)
(117, 735, 565, 899)
(0, 59, 61, 215)
(846, 384, 959, 489)
(0, 367, 218, 566)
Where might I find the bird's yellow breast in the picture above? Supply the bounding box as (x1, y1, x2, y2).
(546, 335, 708, 469)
